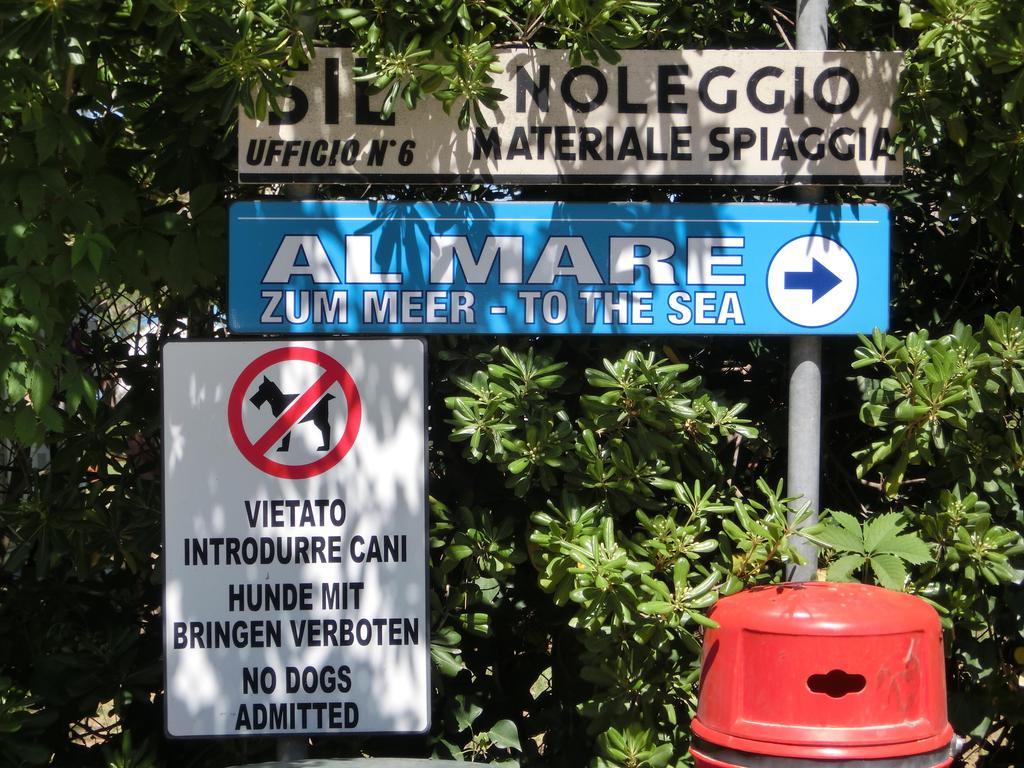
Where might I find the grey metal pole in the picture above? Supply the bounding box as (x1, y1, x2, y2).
(796, 0, 828, 50)
(286, 11, 318, 201)
(784, 0, 828, 582)
(785, 335, 822, 581)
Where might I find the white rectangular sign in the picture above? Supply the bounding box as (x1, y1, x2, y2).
(162, 338, 428, 737)
(239, 48, 902, 185)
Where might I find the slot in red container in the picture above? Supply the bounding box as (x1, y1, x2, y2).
(691, 582, 955, 767)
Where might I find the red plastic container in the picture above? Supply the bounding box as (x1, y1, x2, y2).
(690, 582, 956, 767)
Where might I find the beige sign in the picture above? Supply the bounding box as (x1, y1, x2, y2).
(239, 48, 902, 185)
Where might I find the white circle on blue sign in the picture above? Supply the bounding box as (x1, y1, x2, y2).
(767, 236, 858, 327)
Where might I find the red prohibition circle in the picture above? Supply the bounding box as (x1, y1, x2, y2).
(227, 346, 362, 479)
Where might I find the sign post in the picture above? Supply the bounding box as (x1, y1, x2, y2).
(785, 0, 831, 582)
(162, 338, 429, 738)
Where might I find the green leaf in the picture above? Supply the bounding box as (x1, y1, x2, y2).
(65, 35, 86, 66)
(946, 115, 967, 147)
(430, 645, 464, 677)
(827, 554, 865, 583)
(189, 183, 219, 215)
(18, 174, 43, 219)
(898, 2, 913, 27)
(87, 240, 103, 271)
(529, 667, 552, 699)
(507, 457, 529, 474)
(27, 364, 53, 414)
(459, 611, 490, 636)
(869, 553, 908, 591)
(13, 404, 39, 444)
(487, 719, 522, 752)
(863, 513, 904, 553)
(446, 544, 473, 561)
(38, 404, 63, 433)
(894, 400, 930, 420)
(646, 743, 674, 768)
(453, 697, 483, 731)
(638, 600, 673, 616)
(93, 174, 140, 224)
(886, 533, 933, 565)
(34, 120, 59, 161)
(804, 521, 864, 554)
(686, 610, 719, 629)
(829, 509, 863, 538)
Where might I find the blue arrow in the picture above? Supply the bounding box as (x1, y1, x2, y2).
(784, 258, 842, 302)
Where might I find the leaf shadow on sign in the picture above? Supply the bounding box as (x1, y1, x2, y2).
(327, 199, 731, 335)
(774, 51, 901, 247)
(241, 48, 901, 190)
(299, 198, 880, 336)
(164, 340, 430, 737)
(449, 49, 901, 188)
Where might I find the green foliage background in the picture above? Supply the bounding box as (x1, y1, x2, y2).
(0, 0, 1023, 766)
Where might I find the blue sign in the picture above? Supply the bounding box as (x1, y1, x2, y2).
(229, 201, 889, 335)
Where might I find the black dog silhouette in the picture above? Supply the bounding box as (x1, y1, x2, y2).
(249, 376, 334, 452)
